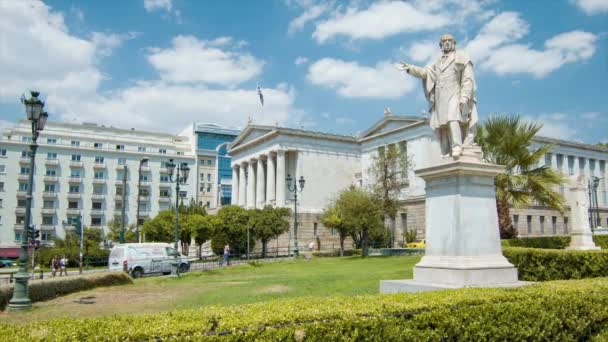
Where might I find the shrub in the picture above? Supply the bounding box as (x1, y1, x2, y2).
(0, 272, 132, 311)
(312, 249, 362, 257)
(503, 247, 608, 281)
(1, 278, 607, 341)
(502, 235, 608, 250)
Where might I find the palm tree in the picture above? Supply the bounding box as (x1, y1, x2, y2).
(476, 115, 566, 238)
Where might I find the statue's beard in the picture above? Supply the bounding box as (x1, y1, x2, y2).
(441, 44, 454, 54)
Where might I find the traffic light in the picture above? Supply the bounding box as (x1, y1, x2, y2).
(34, 229, 40, 240)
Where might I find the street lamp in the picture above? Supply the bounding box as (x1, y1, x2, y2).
(286, 174, 305, 257)
(136, 157, 149, 242)
(591, 177, 602, 229)
(166, 159, 189, 276)
(9, 91, 46, 310)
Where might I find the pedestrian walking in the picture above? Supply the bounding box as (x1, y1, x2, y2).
(50, 256, 58, 277)
(223, 244, 230, 266)
(59, 255, 68, 276)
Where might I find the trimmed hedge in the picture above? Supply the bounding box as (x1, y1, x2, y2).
(312, 249, 362, 257)
(1, 278, 607, 340)
(504, 247, 608, 281)
(0, 272, 132, 311)
(502, 235, 608, 249)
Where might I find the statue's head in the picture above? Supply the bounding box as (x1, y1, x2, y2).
(439, 34, 456, 54)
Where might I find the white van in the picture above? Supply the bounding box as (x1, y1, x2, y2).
(108, 243, 190, 278)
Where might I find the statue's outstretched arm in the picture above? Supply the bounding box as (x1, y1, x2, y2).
(397, 61, 427, 79)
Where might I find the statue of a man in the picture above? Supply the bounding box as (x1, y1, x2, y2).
(397, 34, 478, 157)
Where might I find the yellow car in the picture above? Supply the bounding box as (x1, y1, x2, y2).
(406, 240, 426, 248)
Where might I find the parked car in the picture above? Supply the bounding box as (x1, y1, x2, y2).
(406, 239, 426, 248)
(108, 243, 190, 278)
(0, 259, 14, 268)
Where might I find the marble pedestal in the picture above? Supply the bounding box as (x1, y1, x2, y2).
(566, 175, 601, 251)
(380, 159, 524, 293)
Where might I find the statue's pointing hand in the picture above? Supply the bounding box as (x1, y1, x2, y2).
(396, 61, 410, 72)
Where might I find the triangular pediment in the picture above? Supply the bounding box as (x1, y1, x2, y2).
(229, 125, 275, 150)
(359, 116, 424, 139)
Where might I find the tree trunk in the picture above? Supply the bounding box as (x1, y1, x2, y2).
(497, 196, 517, 239)
(198, 244, 202, 260)
(339, 235, 345, 256)
(262, 240, 267, 259)
(361, 227, 369, 257)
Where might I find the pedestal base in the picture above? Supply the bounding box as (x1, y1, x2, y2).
(380, 279, 531, 293)
(566, 233, 601, 250)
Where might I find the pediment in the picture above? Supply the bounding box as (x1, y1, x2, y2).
(359, 116, 423, 139)
(229, 125, 275, 150)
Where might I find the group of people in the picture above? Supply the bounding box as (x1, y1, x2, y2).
(50, 255, 68, 277)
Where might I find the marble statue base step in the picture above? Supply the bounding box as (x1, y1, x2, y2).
(380, 279, 532, 293)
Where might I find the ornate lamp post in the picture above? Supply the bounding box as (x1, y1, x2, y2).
(9, 91, 47, 310)
(165, 159, 189, 276)
(286, 174, 305, 257)
(136, 157, 149, 242)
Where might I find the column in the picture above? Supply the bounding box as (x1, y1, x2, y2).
(276, 150, 286, 207)
(266, 152, 276, 205)
(238, 163, 247, 207)
(231, 166, 239, 205)
(256, 156, 266, 208)
(247, 160, 256, 208)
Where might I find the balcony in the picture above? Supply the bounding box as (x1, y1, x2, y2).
(67, 192, 81, 199)
(45, 159, 59, 166)
(92, 178, 106, 184)
(138, 181, 151, 187)
(115, 194, 124, 201)
(159, 167, 168, 173)
(159, 182, 171, 188)
(115, 164, 127, 170)
(42, 192, 57, 198)
(140, 165, 151, 172)
(14, 224, 24, 230)
(139, 196, 150, 202)
(66, 208, 80, 215)
(44, 175, 58, 182)
(138, 211, 150, 217)
(40, 224, 56, 231)
(68, 176, 83, 183)
(18, 174, 29, 181)
(159, 196, 171, 202)
(69, 161, 84, 168)
(19, 157, 31, 165)
(93, 162, 106, 169)
(16, 191, 27, 197)
(90, 209, 104, 216)
(41, 208, 56, 215)
(14, 207, 25, 214)
(91, 193, 105, 200)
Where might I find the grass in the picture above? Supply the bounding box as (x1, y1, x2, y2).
(0, 255, 419, 324)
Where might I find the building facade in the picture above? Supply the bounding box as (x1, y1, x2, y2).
(0, 121, 196, 251)
(229, 114, 608, 249)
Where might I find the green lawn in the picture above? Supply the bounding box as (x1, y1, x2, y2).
(0, 256, 419, 324)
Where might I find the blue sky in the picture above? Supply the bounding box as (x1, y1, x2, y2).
(0, 0, 607, 143)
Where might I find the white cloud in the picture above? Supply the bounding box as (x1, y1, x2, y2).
(307, 58, 415, 99)
(405, 40, 440, 65)
(463, 12, 597, 78)
(335, 117, 355, 125)
(143, 0, 172, 12)
(313, 1, 449, 43)
(571, 0, 608, 15)
(288, 3, 330, 35)
(526, 113, 578, 140)
(294, 56, 309, 66)
(147, 35, 264, 85)
(91, 32, 139, 57)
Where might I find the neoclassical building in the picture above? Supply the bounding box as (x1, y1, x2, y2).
(229, 113, 608, 250)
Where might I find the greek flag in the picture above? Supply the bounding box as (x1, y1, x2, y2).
(257, 85, 264, 106)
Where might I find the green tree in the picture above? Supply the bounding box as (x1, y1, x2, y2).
(249, 206, 291, 258)
(332, 186, 384, 257)
(368, 142, 412, 247)
(596, 142, 608, 148)
(141, 210, 175, 242)
(476, 115, 566, 238)
(211, 205, 252, 255)
(105, 219, 137, 243)
(38, 227, 108, 268)
(187, 214, 216, 259)
(320, 203, 351, 256)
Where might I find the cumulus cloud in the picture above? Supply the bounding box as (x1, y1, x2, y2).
(294, 56, 309, 66)
(288, 3, 330, 35)
(405, 40, 440, 65)
(143, 0, 172, 12)
(147, 35, 264, 86)
(570, 0, 608, 15)
(91, 31, 139, 57)
(526, 113, 578, 140)
(306, 58, 415, 99)
(313, 1, 449, 43)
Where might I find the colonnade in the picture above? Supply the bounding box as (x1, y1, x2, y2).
(231, 150, 288, 208)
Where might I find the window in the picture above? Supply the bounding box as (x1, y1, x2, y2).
(539, 216, 545, 234)
(207, 160, 212, 165)
(94, 142, 103, 149)
(91, 217, 102, 226)
(44, 184, 56, 192)
(14, 232, 22, 241)
(564, 217, 569, 234)
(92, 202, 103, 210)
(16, 215, 25, 224)
(17, 199, 26, 207)
(19, 182, 28, 191)
(66, 216, 79, 225)
(552, 216, 557, 235)
(207, 186, 211, 192)
(20, 167, 30, 174)
(41, 232, 54, 241)
(21, 136, 32, 143)
(567, 156, 575, 175)
(69, 185, 80, 193)
(115, 201, 123, 209)
(116, 171, 125, 180)
(70, 170, 81, 177)
(118, 158, 126, 165)
(138, 146, 146, 152)
(0, 181, 4, 191)
(47, 152, 57, 159)
(0, 165, 5, 173)
(116, 186, 124, 195)
(199, 185, 205, 192)
(93, 185, 104, 194)
(139, 174, 149, 181)
(46, 169, 57, 176)
(95, 156, 104, 164)
(544, 153, 552, 167)
(177, 151, 184, 155)
(42, 216, 53, 225)
(179, 191, 187, 198)
(68, 201, 78, 209)
(47, 138, 56, 144)
(513, 215, 519, 229)
(160, 175, 169, 182)
(71, 154, 81, 161)
(200, 172, 205, 180)
(0, 148, 7, 156)
(159, 148, 167, 154)
(94, 171, 104, 179)
(206, 201, 210, 207)
(314, 223, 318, 236)
(21, 150, 32, 158)
(160, 189, 170, 197)
(207, 174, 211, 182)
(526, 215, 532, 234)
(140, 189, 150, 196)
(0, 199, 2, 208)
(71, 140, 80, 147)
(43, 200, 54, 209)
(116, 144, 125, 150)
